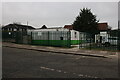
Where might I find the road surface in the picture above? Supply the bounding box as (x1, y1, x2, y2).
(2, 47, 119, 78)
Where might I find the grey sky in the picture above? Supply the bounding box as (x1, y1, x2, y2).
(2, 2, 118, 29)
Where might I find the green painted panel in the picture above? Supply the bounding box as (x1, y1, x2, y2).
(32, 40, 85, 47)
(31, 40, 71, 47)
(70, 40, 82, 45)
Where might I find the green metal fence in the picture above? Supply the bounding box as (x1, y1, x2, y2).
(79, 32, 93, 49)
(28, 31, 71, 48)
(2, 31, 27, 44)
(2, 31, 16, 42)
(79, 30, 120, 51)
(3, 30, 120, 51)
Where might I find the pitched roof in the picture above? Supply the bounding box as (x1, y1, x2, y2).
(40, 25, 47, 29)
(38, 24, 63, 29)
(64, 25, 73, 30)
(98, 23, 108, 31)
(2, 23, 35, 29)
(47, 27, 63, 29)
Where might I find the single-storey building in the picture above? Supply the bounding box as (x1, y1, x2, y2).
(27, 27, 87, 47)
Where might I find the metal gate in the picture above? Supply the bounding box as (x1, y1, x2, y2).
(79, 32, 93, 49)
(2, 31, 27, 44)
(79, 30, 120, 51)
(2, 31, 16, 43)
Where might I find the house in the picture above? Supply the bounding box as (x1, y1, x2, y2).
(97, 23, 111, 31)
(2, 23, 35, 32)
(2, 23, 35, 43)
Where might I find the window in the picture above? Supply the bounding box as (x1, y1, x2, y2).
(38, 32, 42, 36)
(14, 29, 17, 31)
(60, 37, 63, 40)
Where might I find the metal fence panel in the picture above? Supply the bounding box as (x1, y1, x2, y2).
(79, 30, 120, 51)
(29, 31, 71, 47)
(2, 31, 27, 44)
(2, 31, 16, 42)
(79, 32, 93, 49)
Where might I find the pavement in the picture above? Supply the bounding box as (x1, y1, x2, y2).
(2, 42, 119, 58)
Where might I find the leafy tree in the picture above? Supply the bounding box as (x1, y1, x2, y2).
(72, 8, 99, 34)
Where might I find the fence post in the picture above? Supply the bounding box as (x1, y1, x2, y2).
(118, 30, 120, 51)
(89, 33, 93, 50)
(15, 31, 18, 44)
(67, 30, 71, 48)
(21, 31, 23, 44)
(30, 32, 32, 45)
(69, 30, 71, 48)
(79, 32, 81, 49)
(79, 32, 80, 49)
(48, 31, 49, 46)
(89, 37, 92, 50)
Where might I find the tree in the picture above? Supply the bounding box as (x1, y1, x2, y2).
(41, 25, 47, 29)
(72, 8, 99, 34)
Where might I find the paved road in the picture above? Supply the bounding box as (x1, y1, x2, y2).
(2, 47, 119, 78)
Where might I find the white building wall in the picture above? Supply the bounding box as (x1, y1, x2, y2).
(28, 28, 69, 32)
(70, 30, 79, 40)
(28, 28, 81, 41)
(27, 29, 70, 40)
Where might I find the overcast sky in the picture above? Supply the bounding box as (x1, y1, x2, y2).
(2, 2, 118, 29)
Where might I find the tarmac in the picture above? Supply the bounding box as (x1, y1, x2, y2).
(2, 42, 119, 58)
